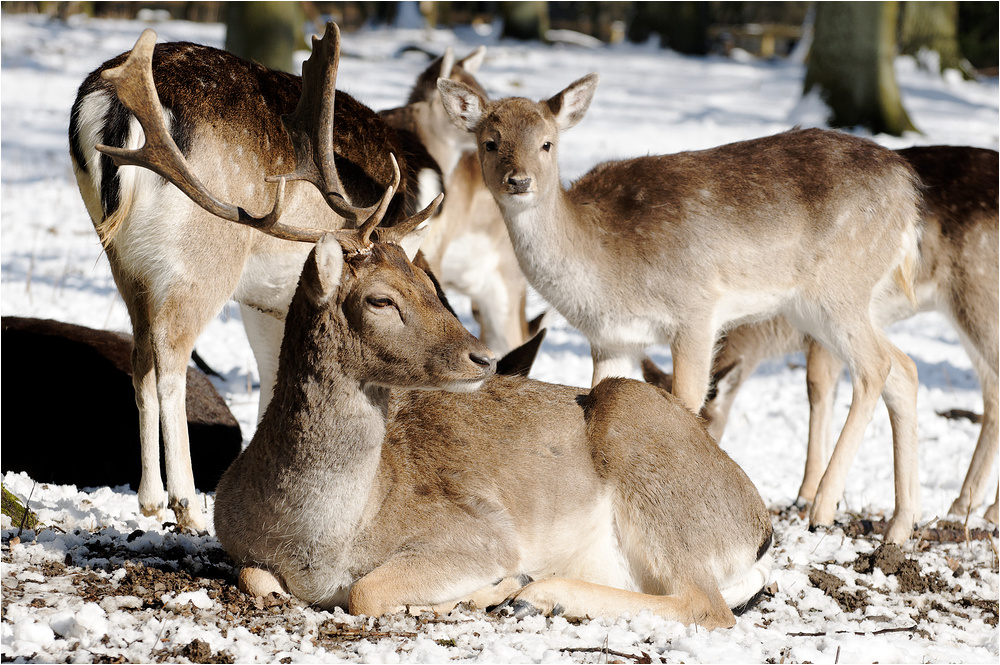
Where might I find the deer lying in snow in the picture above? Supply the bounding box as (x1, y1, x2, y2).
(439, 74, 925, 543)
(69, 24, 438, 531)
(99, 28, 774, 629)
(379, 48, 530, 355)
(643, 146, 999, 523)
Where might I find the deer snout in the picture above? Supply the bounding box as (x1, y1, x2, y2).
(469, 349, 497, 373)
(505, 172, 533, 195)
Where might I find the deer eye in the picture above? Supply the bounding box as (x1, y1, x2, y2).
(542, 142, 553, 152)
(367, 296, 395, 309)
(483, 139, 497, 152)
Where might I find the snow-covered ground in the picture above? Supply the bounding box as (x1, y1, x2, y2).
(2, 10, 998, 664)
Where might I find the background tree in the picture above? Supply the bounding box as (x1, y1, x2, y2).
(804, 1, 917, 136)
(225, 1, 306, 73)
(626, 1, 710, 55)
(900, 1, 973, 78)
(501, 1, 550, 41)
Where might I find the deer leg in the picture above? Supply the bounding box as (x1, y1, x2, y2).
(798, 341, 842, 504)
(880, 345, 921, 544)
(590, 345, 641, 388)
(495, 577, 735, 630)
(669, 326, 717, 414)
(240, 304, 286, 424)
(949, 370, 998, 518)
(809, 327, 892, 532)
(132, 310, 165, 520)
(347, 553, 516, 617)
(109, 264, 166, 520)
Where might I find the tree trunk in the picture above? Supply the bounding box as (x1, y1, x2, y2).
(501, 1, 549, 42)
(225, 1, 305, 73)
(804, 1, 917, 136)
(900, 1, 972, 77)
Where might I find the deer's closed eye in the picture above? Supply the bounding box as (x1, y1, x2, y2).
(367, 296, 395, 308)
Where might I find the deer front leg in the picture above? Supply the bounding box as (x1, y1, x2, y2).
(880, 345, 921, 544)
(590, 345, 641, 387)
(347, 553, 519, 617)
(494, 577, 736, 630)
(669, 326, 717, 415)
(798, 341, 842, 504)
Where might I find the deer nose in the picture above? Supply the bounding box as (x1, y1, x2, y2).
(506, 174, 532, 194)
(469, 350, 497, 373)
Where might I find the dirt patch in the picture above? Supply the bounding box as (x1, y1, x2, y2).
(808, 568, 869, 613)
(852, 543, 950, 594)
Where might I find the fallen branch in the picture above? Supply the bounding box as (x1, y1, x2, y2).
(787, 625, 917, 637)
(559, 646, 653, 663)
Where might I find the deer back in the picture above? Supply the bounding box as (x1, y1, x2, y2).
(70, 41, 409, 245)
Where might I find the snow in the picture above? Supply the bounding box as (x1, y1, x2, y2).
(2, 10, 998, 664)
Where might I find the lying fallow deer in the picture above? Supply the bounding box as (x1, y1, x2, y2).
(380, 48, 530, 355)
(439, 74, 925, 543)
(644, 145, 999, 522)
(69, 24, 424, 530)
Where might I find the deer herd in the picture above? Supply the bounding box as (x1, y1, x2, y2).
(65, 23, 997, 628)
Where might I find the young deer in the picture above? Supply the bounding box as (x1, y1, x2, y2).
(380, 48, 530, 355)
(643, 146, 999, 522)
(99, 29, 775, 628)
(439, 74, 925, 543)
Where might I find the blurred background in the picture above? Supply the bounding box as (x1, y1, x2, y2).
(3, 1, 996, 136)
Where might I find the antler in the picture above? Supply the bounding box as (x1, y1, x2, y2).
(265, 22, 382, 223)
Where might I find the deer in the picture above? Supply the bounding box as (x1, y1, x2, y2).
(379, 48, 530, 355)
(439, 74, 926, 544)
(99, 29, 775, 629)
(68, 23, 437, 531)
(641, 145, 1000, 523)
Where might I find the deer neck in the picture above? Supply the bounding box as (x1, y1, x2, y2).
(254, 305, 389, 547)
(498, 184, 599, 318)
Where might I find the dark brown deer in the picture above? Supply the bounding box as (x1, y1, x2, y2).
(643, 146, 999, 523)
(440, 74, 925, 543)
(102, 30, 774, 629)
(69, 24, 430, 531)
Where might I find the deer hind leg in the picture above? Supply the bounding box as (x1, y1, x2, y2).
(496, 577, 736, 630)
(668, 323, 718, 414)
(949, 368, 998, 519)
(107, 262, 166, 521)
(798, 341, 843, 504)
(590, 345, 643, 388)
(808, 324, 895, 531)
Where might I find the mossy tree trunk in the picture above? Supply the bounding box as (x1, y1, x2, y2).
(225, 1, 306, 73)
(900, 1, 972, 78)
(804, 1, 917, 136)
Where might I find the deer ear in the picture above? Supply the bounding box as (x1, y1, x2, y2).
(438, 46, 456, 80)
(304, 233, 345, 302)
(437, 79, 485, 132)
(397, 223, 430, 261)
(546, 73, 599, 132)
(457, 46, 486, 75)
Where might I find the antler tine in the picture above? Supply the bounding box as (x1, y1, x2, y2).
(380, 192, 444, 246)
(96, 29, 328, 244)
(268, 21, 383, 224)
(357, 154, 401, 244)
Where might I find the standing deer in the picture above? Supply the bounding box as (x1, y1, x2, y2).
(439, 74, 925, 543)
(69, 24, 433, 531)
(643, 146, 999, 522)
(101, 30, 775, 629)
(380, 48, 530, 355)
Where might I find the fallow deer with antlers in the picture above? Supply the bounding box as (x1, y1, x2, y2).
(439, 74, 925, 543)
(99, 29, 774, 629)
(69, 24, 436, 531)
